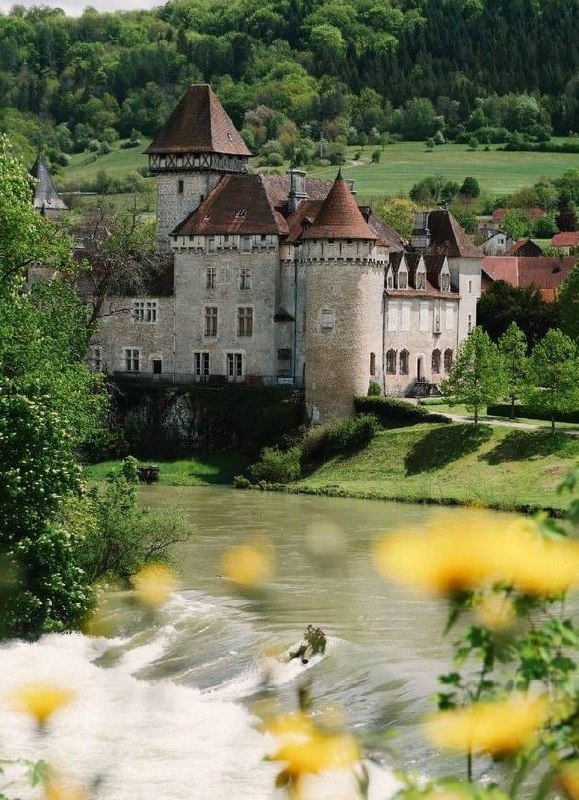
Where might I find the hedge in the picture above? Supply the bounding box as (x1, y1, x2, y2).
(354, 396, 451, 427)
(487, 404, 579, 423)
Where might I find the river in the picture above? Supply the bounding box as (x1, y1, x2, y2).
(0, 487, 520, 799)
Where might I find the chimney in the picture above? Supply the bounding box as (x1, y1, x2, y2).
(287, 169, 308, 213)
(411, 211, 430, 252)
(346, 178, 356, 194)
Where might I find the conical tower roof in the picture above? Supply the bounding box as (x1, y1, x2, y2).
(31, 155, 68, 212)
(146, 84, 252, 156)
(302, 170, 376, 240)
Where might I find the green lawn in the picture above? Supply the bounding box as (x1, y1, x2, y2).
(57, 138, 579, 206)
(293, 423, 579, 513)
(84, 453, 249, 486)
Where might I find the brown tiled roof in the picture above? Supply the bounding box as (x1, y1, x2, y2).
(481, 256, 519, 282)
(551, 231, 579, 247)
(172, 174, 288, 236)
(505, 239, 544, 256)
(302, 171, 376, 240)
(261, 175, 333, 209)
(285, 199, 324, 242)
(146, 84, 252, 156)
(427, 210, 481, 258)
(482, 255, 576, 296)
(31, 155, 68, 211)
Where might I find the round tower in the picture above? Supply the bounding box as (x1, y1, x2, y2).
(146, 84, 252, 251)
(302, 171, 385, 423)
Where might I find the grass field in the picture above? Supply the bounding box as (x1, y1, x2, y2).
(293, 423, 579, 512)
(84, 453, 249, 486)
(57, 138, 579, 206)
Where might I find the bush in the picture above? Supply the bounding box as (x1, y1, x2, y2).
(353, 396, 451, 428)
(301, 415, 378, 466)
(266, 152, 284, 167)
(371, 149, 381, 163)
(486, 404, 579, 423)
(249, 445, 301, 484)
(368, 380, 382, 396)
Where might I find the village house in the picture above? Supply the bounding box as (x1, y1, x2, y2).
(86, 84, 482, 423)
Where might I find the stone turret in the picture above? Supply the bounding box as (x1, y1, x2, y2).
(302, 171, 384, 423)
(146, 84, 252, 250)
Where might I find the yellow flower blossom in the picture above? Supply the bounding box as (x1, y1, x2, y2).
(131, 563, 180, 608)
(475, 593, 516, 630)
(221, 541, 273, 588)
(373, 514, 579, 597)
(424, 695, 549, 755)
(44, 776, 88, 800)
(557, 760, 579, 800)
(11, 682, 75, 729)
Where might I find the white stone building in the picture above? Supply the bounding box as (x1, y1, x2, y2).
(90, 84, 482, 423)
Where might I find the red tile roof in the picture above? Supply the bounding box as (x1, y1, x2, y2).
(302, 171, 376, 240)
(505, 239, 544, 256)
(482, 255, 577, 297)
(481, 257, 519, 282)
(491, 207, 544, 223)
(551, 231, 579, 247)
(172, 174, 288, 236)
(146, 84, 252, 157)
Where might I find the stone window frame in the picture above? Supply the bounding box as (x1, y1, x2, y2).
(206, 267, 216, 290)
(386, 269, 394, 290)
(444, 348, 453, 372)
(226, 351, 244, 379)
(239, 267, 252, 291)
(386, 349, 397, 374)
(398, 269, 408, 290)
(124, 347, 140, 372)
(204, 306, 218, 337)
(194, 351, 210, 377)
(370, 352, 376, 376)
(415, 268, 426, 290)
(441, 271, 451, 292)
(399, 349, 409, 375)
(321, 309, 335, 333)
(237, 306, 254, 337)
(432, 349, 441, 374)
(133, 299, 158, 323)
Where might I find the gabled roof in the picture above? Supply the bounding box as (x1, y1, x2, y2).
(302, 171, 376, 241)
(386, 251, 458, 297)
(30, 155, 68, 212)
(505, 238, 544, 256)
(551, 231, 579, 247)
(172, 174, 288, 236)
(146, 84, 252, 157)
(427, 210, 480, 258)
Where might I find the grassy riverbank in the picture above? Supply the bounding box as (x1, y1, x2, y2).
(85, 422, 579, 513)
(292, 423, 579, 513)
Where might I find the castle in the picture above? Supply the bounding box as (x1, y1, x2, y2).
(89, 84, 482, 423)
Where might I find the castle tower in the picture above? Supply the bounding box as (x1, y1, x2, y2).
(302, 171, 384, 423)
(30, 155, 68, 218)
(146, 84, 252, 250)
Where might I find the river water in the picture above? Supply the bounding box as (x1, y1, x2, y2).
(0, 488, 518, 799)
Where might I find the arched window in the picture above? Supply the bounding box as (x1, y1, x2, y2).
(431, 349, 441, 374)
(444, 348, 453, 372)
(386, 349, 397, 374)
(399, 349, 409, 375)
(398, 270, 408, 289)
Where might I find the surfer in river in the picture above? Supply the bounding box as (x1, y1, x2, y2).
(287, 625, 327, 664)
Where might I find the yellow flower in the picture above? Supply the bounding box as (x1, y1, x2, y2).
(373, 514, 579, 597)
(221, 541, 273, 588)
(44, 777, 88, 800)
(11, 682, 75, 728)
(557, 760, 579, 800)
(424, 695, 549, 755)
(475, 593, 516, 630)
(131, 563, 180, 608)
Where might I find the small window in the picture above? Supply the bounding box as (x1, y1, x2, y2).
(204, 306, 218, 337)
(236, 209, 246, 218)
(241, 236, 251, 252)
(398, 270, 408, 289)
(206, 267, 216, 290)
(432, 349, 441, 374)
(386, 349, 397, 374)
(152, 358, 162, 375)
(239, 268, 251, 290)
(416, 271, 426, 290)
(207, 236, 215, 252)
(468, 314, 472, 333)
(177, 179, 184, 194)
(469, 280, 473, 293)
(441, 272, 450, 291)
(386, 270, 394, 290)
(133, 300, 158, 323)
(237, 306, 253, 337)
(124, 348, 140, 372)
(227, 352, 243, 378)
(399, 349, 409, 375)
(370, 352, 376, 376)
(444, 348, 453, 372)
(321, 309, 334, 332)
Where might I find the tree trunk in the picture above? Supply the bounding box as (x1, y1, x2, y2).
(474, 406, 479, 425)
(510, 395, 515, 418)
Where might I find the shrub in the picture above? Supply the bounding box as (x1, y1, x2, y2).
(301, 415, 378, 466)
(354, 396, 451, 427)
(371, 149, 381, 163)
(368, 380, 382, 396)
(249, 445, 301, 484)
(486, 404, 579, 423)
(266, 152, 284, 167)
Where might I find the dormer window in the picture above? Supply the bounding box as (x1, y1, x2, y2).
(441, 273, 450, 291)
(227, 133, 233, 142)
(386, 270, 394, 290)
(236, 209, 246, 218)
(398, 270, 408, 290)
(416, 270, 426, 290)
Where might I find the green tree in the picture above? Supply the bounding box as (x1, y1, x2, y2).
(498, 321, 528, 417)
(557, 261, 579, 342)
(460, 176, 480, 198)
(441, 327, 506, 424)
(501, 208, 531, 239)
(477, 280, 560, 346)
(526, 328, 579, 432)
(0, 135, 105, 637)
(376, 196, 417, 238)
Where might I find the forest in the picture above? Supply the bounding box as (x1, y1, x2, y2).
(1, 0, 579, 168)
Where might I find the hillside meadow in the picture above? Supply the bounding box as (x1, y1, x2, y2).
(58, 138, 579, 206)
